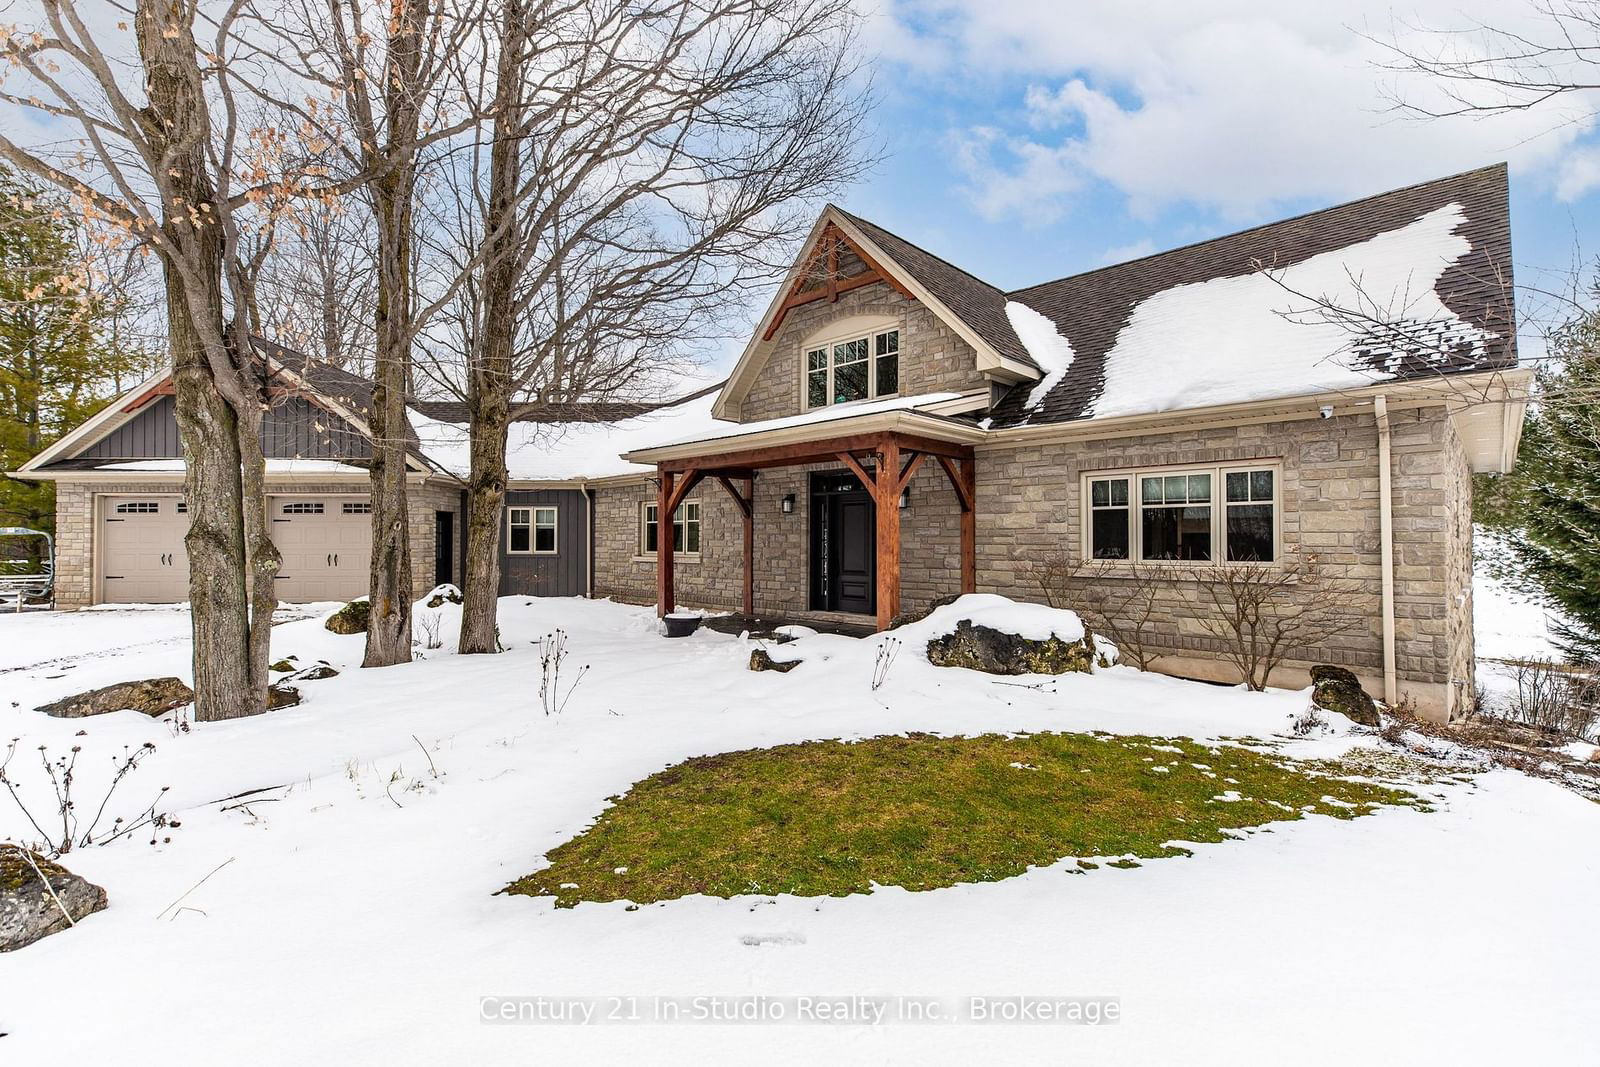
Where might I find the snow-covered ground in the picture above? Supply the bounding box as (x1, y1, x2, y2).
(0, 596, 1595, 1064)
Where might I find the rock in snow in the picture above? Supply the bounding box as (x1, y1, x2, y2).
(1310, 665, 1380, 727)
(324, 599, 370, 635)
(34, 677, 194, 718)
(926, 618, 1096, 676)
(0, 845, 108, 952)
(748, 649, 800, 673)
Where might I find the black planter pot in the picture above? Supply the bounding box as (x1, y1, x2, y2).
(664, 613, 702, 638)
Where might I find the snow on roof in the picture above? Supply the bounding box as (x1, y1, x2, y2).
(96, 459, 367, 474)
(410, 392, 733, 482)
(1087, 202, 1495, 419)
(638, 392, 962, 452)
(1005, 301, 1075, 415)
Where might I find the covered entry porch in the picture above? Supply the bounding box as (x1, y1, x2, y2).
(631, 424, 980, 631)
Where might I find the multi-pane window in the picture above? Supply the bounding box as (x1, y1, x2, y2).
(115, 501, 160, 514)
(641, 500, 701, 555)
(1225, 470, 1276, 562)
(1141, 473, 1213, 561)
(508, 506, 558, 554)
(1085, 466, 1277, 564)
(282, 502, 324, 515)
(1087, 477, 1130, 559)
(342, 501, 372, 515)
(805, 329, 900, 408)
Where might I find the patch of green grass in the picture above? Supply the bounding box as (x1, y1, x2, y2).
(505, 732, 1427, 908)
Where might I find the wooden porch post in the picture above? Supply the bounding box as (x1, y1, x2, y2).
(656, 468, 675, 617)
(875, 437, 901, 631)
(959, 455, 976, 594)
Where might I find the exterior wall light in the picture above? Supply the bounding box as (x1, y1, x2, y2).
(899, 488, 910, 509)
(781, 494, 795, 514)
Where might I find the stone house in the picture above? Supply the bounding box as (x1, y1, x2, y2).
(11, 165, 1527, 721)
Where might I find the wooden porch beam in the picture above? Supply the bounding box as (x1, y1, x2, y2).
(657, 431, 974, 475)
(896, 451, 927, 495)
(875, 437, 902, 631)
(656, 469, 675, 618)
(834, 451, 877, 492)
(936, 453, 974, 512)
(664, 467, 704, 518)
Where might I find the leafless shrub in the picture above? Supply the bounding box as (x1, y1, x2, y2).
(1494, 659, 1600, 741)
(1189, 557, 1362, 692)
(1017, 552, 1167, 670)
(417, 613, 443, 651)
(538, 630, 589, 717)
(0, 738, 177, 858)
(872, 638, 901, 692)
(1290, 705, 1325, 737)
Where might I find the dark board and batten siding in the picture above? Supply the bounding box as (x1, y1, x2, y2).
(499, 489, 588, 598)
(80, 394, 370, 460)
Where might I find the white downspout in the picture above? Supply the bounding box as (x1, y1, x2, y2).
(1374, 395, 1397, 705)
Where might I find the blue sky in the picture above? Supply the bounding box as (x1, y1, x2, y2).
(828, 1, 1600, 315)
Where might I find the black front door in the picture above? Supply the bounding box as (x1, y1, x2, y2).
(810, 472, 875, 614)
(434, 510, 454, 586)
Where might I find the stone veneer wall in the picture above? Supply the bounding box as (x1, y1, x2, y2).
(1441, 416, 1477, 717)
(973, 405, 1470, 714)
(591, 459, 964, 617)
(50, 476, 463, 608)
(736, 280, 989, 422)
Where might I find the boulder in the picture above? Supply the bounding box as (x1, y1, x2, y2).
(888, 593, 962, 631)
(269, 659, 296, 673)
(1310, 665, 1380, 727)
(926, 619, 1096, 676)
(1, 845, 108, 952)
(35, 677, 193, 719)
(296, 663, 339, 681)
(423, 584, 464, 609)
(325, 599, 370, 635)
(267, 684, 301, 710)
(749, 649, 800, 673)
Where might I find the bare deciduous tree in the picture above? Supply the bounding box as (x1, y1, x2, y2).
(418, 0, 875, 653)
(0, 0, 324, 719)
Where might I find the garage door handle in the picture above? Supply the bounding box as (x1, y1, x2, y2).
(333, 554, 339, 567)
(326, 553, 332, 567)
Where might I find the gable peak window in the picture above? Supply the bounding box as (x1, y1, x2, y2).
(806, 328, 899, 409)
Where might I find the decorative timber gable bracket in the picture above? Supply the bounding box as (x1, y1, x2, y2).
(760, 222, 915, 341)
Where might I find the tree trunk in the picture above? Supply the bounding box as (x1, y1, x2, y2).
(457, 0, 524, 655)
(138, 0, 270, 719)
(362, 182, 414, 668)
(459, 403, 509, 653)
(360, 0, 428, 669)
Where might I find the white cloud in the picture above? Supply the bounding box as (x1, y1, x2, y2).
(883, 1, 1600, 221)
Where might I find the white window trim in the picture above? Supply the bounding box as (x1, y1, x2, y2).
(635, 498, 702, 562)
(802, 326, 901, 411)
(502, 508, 540, 559)
(532, 506, 558, 555)
(1079, 461, 1282, 567)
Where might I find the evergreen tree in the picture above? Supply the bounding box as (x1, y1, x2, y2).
(1475, 306, 1600, 660)
(0, 165, 149, 551)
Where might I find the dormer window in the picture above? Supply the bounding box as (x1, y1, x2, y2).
(806, 328, 899, 409)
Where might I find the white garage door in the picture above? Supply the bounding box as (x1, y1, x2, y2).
(100, 495, 190, 603)
(269, 496, 371, 603)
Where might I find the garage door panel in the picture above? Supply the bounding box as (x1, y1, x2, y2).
(101, 495, 188, 603)
(268, 496, 371, 603)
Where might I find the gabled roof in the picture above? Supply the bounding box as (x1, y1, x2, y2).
(986, 163, 1516, 427)
(832, 208, 1036, 372)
